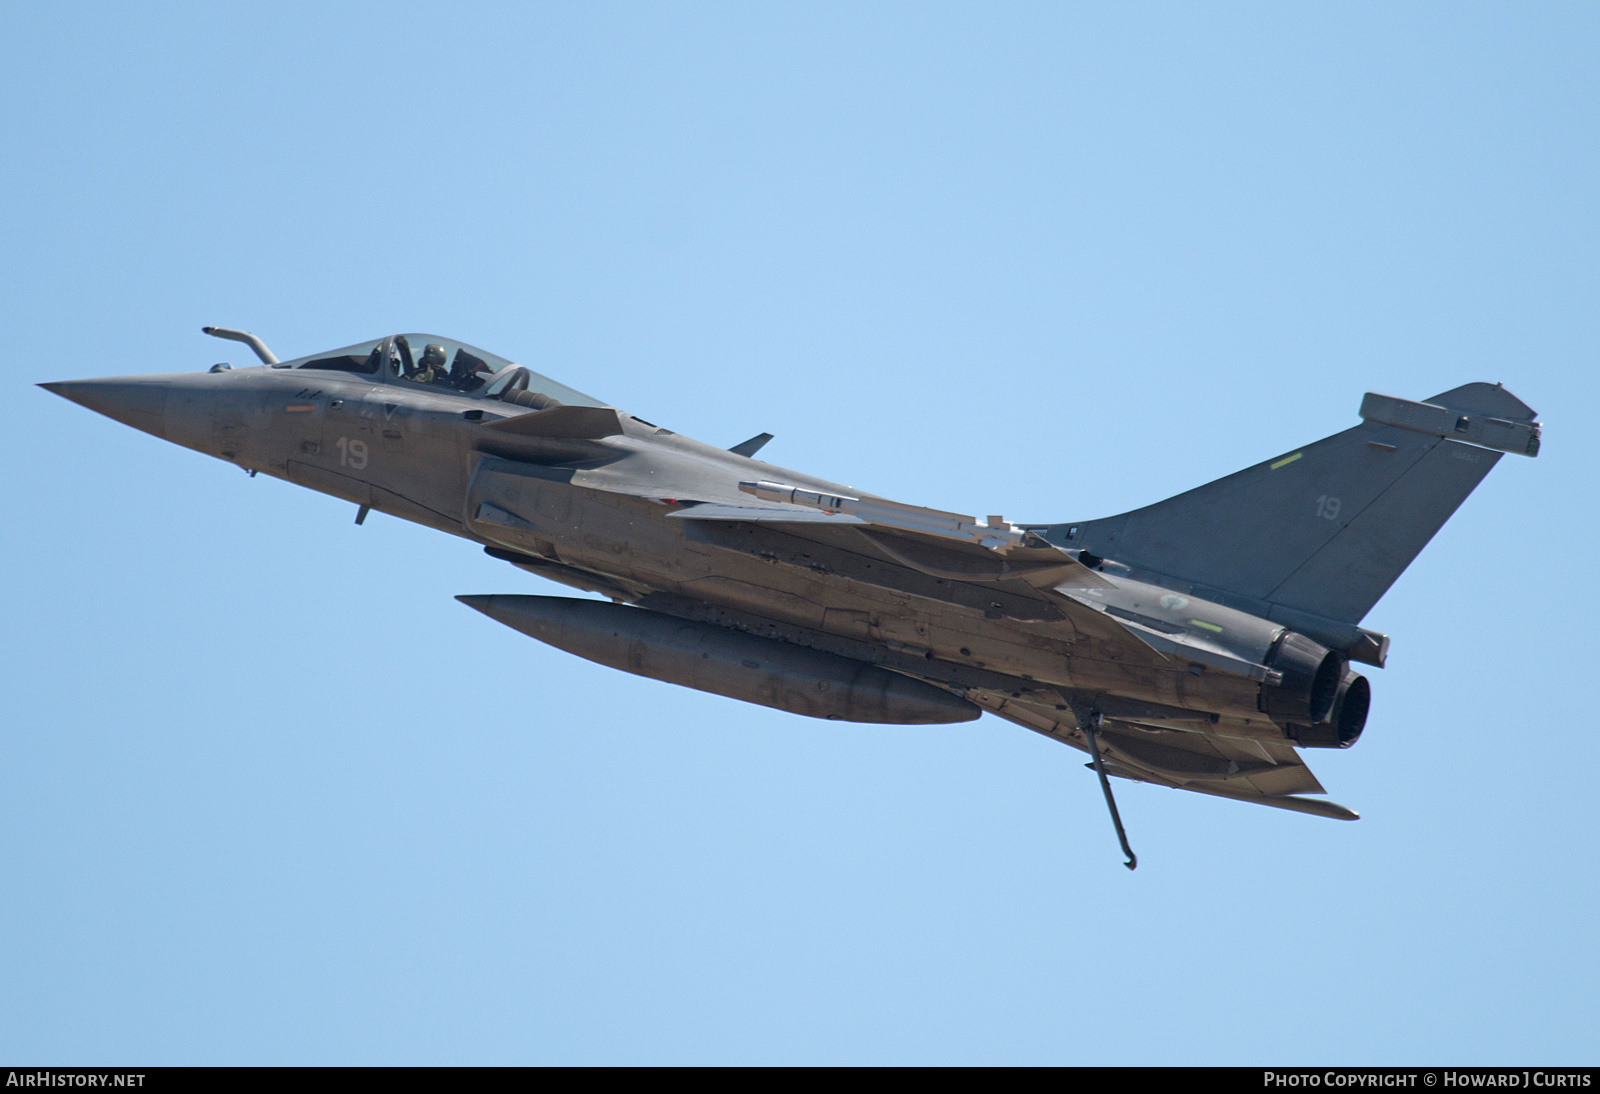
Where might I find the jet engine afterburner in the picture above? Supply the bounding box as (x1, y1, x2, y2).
(1287, 670, 1370, 749)
(1258, 630, 1346, 726)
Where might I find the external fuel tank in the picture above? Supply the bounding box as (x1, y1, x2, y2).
(458, 595, 981, 725)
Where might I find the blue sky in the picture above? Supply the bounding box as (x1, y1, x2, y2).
(2, 1, 1595, 1064)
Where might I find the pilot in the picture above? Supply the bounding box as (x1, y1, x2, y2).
(407, 343, 450, 386)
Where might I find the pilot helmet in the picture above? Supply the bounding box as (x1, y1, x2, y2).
(420, 343, 448, 368)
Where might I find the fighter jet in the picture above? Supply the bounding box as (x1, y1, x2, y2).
(42, 327, 1542, 868)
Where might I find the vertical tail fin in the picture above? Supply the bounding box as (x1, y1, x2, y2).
(1040, 383, 1539, 627)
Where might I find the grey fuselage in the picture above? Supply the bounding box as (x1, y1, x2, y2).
(59, 332, 1543, 827)
(49, 353, 1301, 740)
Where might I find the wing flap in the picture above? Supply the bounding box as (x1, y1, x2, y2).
(967, 688, 1352, 818)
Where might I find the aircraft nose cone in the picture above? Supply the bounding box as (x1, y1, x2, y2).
(41, 378, 170, 439)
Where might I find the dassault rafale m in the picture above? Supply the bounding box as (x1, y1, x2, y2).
(43, 327, 1542, 868)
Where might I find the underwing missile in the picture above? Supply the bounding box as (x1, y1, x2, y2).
(456, 594, 981, 725)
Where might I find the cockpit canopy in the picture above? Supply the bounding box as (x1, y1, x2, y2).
(273, 334, 605, 408)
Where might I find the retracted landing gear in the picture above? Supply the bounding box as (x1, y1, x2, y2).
(1078, 709, 1138, 871)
